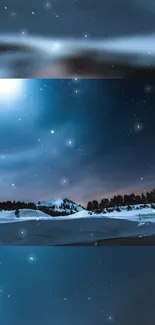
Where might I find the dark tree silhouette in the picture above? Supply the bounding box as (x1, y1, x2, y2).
(99, 198, 109, 209)
(86, 189, 155, 211)
(87, 201, 94, 211)
(15, 208, 20, 218)
(141, 193, 146, 204)
(127, 205, 132, 211)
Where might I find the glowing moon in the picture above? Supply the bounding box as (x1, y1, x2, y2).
(0, 79, 23, 101)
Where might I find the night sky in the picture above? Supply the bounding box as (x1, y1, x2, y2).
(0, 247, 155, 325)
(0, 0, 155, 38)
(0, 79, 155, 206)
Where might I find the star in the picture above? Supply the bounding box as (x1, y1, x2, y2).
(10, 11, 16, 17)
(44, 1, 52, 9)
(144, 84, 153, 93)
(66, 139, 74, 147)
(134, 122, 143, 132)
(107, 314, 114, 322)
(28, 254, 36, 263)
(20, 29, 28, 36)
(60, 177, 69, 186)
(53, 12, 59, 18)
(50, 130, 55, 134)
(19, 228, 27, 238)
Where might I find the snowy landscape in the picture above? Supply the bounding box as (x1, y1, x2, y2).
(0, 199, 155, 245)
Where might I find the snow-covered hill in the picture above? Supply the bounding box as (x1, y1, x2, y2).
(37, 198, 84, 215)
(89, 203, 155, 215)
(88, 204, 155, 221)
(0, 209, 52, 223)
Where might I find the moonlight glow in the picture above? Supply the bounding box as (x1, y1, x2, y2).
(0, 79, 23, 102)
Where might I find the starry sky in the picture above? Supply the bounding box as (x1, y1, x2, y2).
(0, 78, 155, 206)
(0, 246, 155, 325)
(0, 0, 155, 39)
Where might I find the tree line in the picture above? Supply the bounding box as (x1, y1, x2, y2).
(0, 201, 37, 211)
(87, 189, 155, 211)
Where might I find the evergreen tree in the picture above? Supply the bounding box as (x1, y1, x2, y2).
(15, 208, 20, 218)
(87, 201, 93, 211)
(127, 205, 132, 211)
(92, 200, 99, 210)
(141, 193, 146, 204)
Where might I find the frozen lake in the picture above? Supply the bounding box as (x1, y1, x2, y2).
(0, 212, 155, 245)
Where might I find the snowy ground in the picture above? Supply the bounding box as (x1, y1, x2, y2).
(0, 207, 155, 245)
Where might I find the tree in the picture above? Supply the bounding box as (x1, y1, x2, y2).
(109, 198, 116, 207)
(116, 195, 124, 206)
(15, 208, 20, 218)
(150, 189, 155, 203)
(135, 195, 142, 205)
(146, 191, 152, 203)
(141, 193, 146, 204)
(87, 200, 99, 211)
(92, 200, 99, 210)
(87, 202, 92, 210)
(99, 198, 109, 209)
(127, 205, 132, 211)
